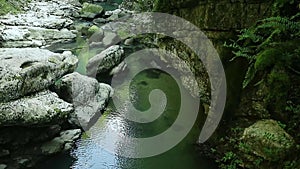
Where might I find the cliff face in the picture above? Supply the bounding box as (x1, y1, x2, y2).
(155, 0, 272, 30)
(121, 0, 300, 168)
(153, 0, 272, 60)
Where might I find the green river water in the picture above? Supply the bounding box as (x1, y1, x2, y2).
(40, 51, 217, 169)
(39, 0, 218, 168)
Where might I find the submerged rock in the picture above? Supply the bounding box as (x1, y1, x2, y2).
(240, 119, 295, 161)
(0, 48, 78, 102)
(0, 91, 74, 127)
(86, 45, 124, 78)
(54, 72, 113, 129)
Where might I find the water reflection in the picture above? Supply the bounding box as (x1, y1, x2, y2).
(71, 69, 216, 169)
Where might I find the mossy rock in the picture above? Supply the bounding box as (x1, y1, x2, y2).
(0, 0, 30, 16)
(241, 119, 295, 162)
(79, 3, 104, 19)
(87, 25, 103, 37)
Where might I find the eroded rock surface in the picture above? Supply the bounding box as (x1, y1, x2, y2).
(0, 91, 74, 126)
(0, 48, 78, 102)
(54, 72, 113, 129)
(241, 119, 295, 161)
(0, 0, 81, 48)
(86, 45, 124, 78)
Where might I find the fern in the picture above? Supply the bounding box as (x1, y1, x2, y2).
(225, 12, 300, 88)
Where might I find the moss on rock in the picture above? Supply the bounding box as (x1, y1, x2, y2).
(0, 0, 30, 16)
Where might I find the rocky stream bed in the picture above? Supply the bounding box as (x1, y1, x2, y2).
(0, 0, 299, 169)
(0, 0, 132, 168)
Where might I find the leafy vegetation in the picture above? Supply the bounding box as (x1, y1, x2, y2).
(225, 12, 300, 88)
(218, 151, 243, 169)
(0, 0, 30, 15)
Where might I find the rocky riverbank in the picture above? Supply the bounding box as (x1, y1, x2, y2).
(0, 0, 121, 168)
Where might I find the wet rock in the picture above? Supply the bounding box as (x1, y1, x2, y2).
(86, 45, 124, 77)
(0, 48, 78, 102)
(0, 91, 74, 126)
(240, 119, 295, 161)
(79, 3, 104, 19)
(54, 72, 113, 129)
(41, 137, 64, 155)
(41, 129, 81, 155)
(17, 158, 31, 168)
(124, 38, 134, 45)
(0, 164, 6, 169)
(59, 129, 81, 151)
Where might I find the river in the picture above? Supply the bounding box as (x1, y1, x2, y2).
(38, 0, 217, 168)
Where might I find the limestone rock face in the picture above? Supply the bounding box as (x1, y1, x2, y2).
(0, 13, 73, 30)
(0, 26, 77, 48)
(0, 48, 78, 102)
(0, 0, 81, 48)
(54, 72, 113, 129)
(0, 91, 74, 127)
(0, 0, 81, 29)
(86, 45, 124, 78)
(241, 119, 295, 161)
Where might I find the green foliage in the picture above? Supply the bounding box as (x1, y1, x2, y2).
(218, 151, 243, 169)
(136, 0, 155, 11)
(0, 0, 30, 15)
(277, 121, 287, 129)
(283, 160, 298, 169)
(122, 0, 155, 12)
(285, 101, 300, 139)
(225, 12, 300, 88)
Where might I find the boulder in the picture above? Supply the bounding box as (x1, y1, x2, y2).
(86, 45, 124, 78)
(79, 3, 104, 19)
(87, 25, 102, 37)
(41, 129, 81, 155)
(240, 119, 295, 161)
(41, 137, 65, 155)
(0, 164, 6, 169)
(102, 31, 118, 47)
(54, 72, 113, 129)
(0, 91, 74, 127)
(0, 48, 78, 102)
